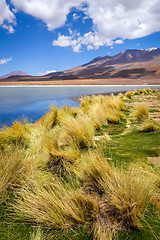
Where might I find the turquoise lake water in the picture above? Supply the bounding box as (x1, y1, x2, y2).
(0, 85, 159, 126)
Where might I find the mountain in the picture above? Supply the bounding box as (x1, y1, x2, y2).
(1, 70, 29, 79)
(0, 48, 160, 85)
(45, 48, 160, 80)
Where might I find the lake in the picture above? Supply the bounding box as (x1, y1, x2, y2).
(0, 85, 159, 126)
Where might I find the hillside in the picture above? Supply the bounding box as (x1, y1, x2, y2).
(0, 48, 160, 85)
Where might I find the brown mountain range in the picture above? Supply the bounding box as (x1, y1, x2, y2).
(1, 48, 160, 85)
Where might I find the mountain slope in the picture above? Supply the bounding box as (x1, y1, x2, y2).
(1, 71, 29, 79)
(46, 48, 160, 80)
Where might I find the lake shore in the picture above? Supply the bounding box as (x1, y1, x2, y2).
(71, 90, 128, 103)
(0, 77, 160, 85)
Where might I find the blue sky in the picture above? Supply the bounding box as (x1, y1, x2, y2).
(0, 0, 160, 76)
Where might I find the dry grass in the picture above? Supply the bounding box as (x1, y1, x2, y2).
(58, 114, 95, 148)
(30, 228, 45, 240)
(0, 120, 30, 150)
(81, 151, 156, 239)
(13, 179, 97, 230)
(133, 103, 149, 122)
(88, 103, 108, 129)
(140, 119, 159, 132)
(0, 90, 159, 240)
(125, 91, 132, 99)
(0, 150, 28, 203)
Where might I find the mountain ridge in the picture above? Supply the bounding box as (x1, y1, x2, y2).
(1, 70, 29, 79)
(0, 48, 160, 85)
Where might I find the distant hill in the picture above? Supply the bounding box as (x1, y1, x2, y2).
(45, 47, 160, 80)
(1, 71, 29, 79)
(0, 48, 160, 85)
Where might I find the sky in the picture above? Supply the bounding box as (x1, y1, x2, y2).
(0, 0, 160, 76)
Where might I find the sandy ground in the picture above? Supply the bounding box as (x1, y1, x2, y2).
(0, 77, 160, 85)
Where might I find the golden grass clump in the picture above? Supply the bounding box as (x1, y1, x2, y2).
(13, 179, 97, 230)
(30, 228, 45, 240)
(80, 95, 92, 111)
(36, 105, 58, 129)
(125, 91, 132, 99)
(140, 119, 159, 132)
(0, 150, 28, 203)
(87, 103, 108, 129)
(118, 92, 124, 99)
(81, 151, 156, 239)
(140, 89, 148, 94)
(47, 144, 80, 177)
(0, 120, 30, 150)
(133, 103, 149, 122)
(146, 88, 152, 93)
(57, 115, 95, 149)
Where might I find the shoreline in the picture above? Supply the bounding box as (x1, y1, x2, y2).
(0, 77, 160, 86)
(70, 90, 128, 103)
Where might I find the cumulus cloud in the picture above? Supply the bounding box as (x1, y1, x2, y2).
(0, 57, 12, 65)
(0, 0, 15, 33)
(0, 57, 12, 64)
(52, 0, 160, 51)
(115, 39, 124, 44)
(1, 0, 160, 48)
(10, 0, 83, 30)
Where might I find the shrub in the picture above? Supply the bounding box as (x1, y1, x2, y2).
(133, 103, 149, 122)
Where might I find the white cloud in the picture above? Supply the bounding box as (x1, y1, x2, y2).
(0, 0, 16, 33)
(10, 0, 83, 30)
(115, 39, 124, 44)
(53, 31, 113, 52)
(53, 35, 81, 52)
(1, 0, 160, 49)
(40, 69, 56, 76)
(0, 57, 12, 65)
(72, 13, 80, 20)
(52, 0, 160, 51)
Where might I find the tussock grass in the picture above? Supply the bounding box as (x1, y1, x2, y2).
(140, 119, 159, 132)
(81, 151, 156, 239)
(48, 144, 80, 177)
(118, 93, 124, 99)
(0, 120, 30, 150)
(13, 179, 97, 230)
(37, 106, 59, 129)
(30, 228, 44, 240)
(133, 103, 149, 122)
(0, 89, 159, 240)
(125, 91, 132, 99)
(58, 114, 95, 148)
(0, 150, 28, 203)
(88, 103, 108, 129)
